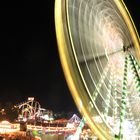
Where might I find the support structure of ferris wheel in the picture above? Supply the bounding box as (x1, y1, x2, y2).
(55, 0, 140, 139)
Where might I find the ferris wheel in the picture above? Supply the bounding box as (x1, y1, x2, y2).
(55, 0, 140, 139)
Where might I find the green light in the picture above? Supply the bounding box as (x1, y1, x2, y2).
(118, 55, 129, 140)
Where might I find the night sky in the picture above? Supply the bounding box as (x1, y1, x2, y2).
(0, 1, 139, 112)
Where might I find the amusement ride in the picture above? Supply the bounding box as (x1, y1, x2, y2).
(55, 0, 140, 139)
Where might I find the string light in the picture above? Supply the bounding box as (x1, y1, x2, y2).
(118, 55, 129, 140)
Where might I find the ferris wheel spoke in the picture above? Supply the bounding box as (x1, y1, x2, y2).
(92, 63, 110, 101)
(103, 68, 113, 121)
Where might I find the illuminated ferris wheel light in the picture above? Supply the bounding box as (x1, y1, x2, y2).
(55, 0, 140, 139)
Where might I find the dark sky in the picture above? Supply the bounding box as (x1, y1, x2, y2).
(0, 1, 139, 112)
(0, 1, 77, 112)
(124, 0, 140, 32)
